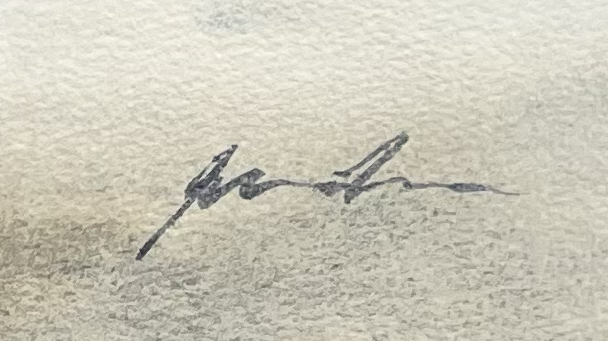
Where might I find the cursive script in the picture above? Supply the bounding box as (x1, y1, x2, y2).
(135, 131, 518, 260)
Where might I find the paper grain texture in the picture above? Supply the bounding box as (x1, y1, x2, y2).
(1, 1, 607, 340)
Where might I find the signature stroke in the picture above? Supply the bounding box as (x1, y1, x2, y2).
(136, 131, 518, 260)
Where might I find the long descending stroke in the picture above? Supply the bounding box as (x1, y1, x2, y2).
(135, 131, 518, 260)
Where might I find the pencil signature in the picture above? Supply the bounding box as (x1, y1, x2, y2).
(135, 131, 519, 260)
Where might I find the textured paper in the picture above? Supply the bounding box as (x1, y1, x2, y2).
(1, 1, 607, 340)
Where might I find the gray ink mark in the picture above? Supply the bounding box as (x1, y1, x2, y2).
(194, 0, 257, 34)
(135, 131, 519, 261)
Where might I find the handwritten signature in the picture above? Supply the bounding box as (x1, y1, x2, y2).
(135, 131, 518, 260)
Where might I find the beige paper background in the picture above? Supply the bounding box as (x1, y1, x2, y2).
(1, 0, 607, 340)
